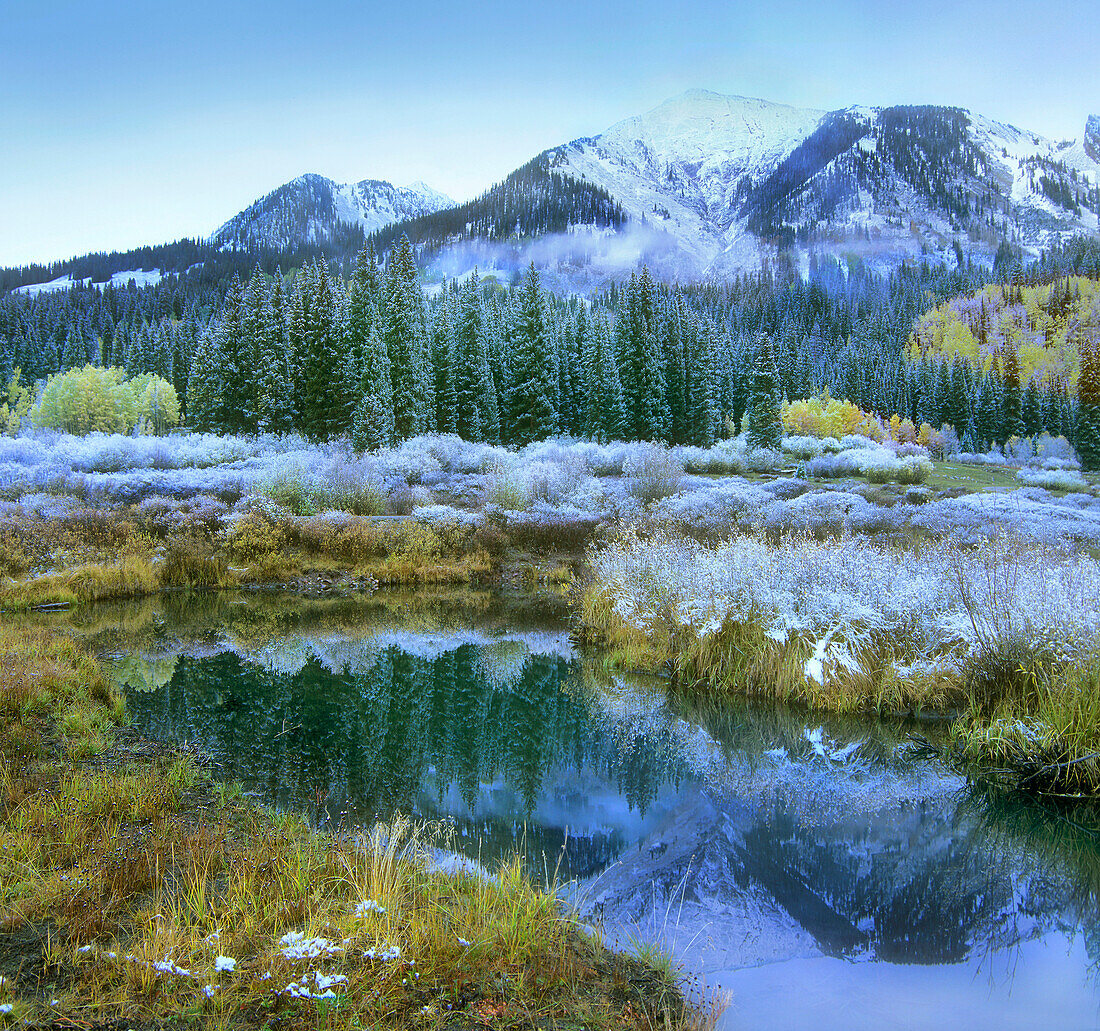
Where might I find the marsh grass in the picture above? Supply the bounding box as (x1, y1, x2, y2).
(0, 505, 499, 609)
(582, 524, 1100, 794)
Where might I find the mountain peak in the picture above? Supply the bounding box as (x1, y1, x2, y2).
(212, 173, 452, 251)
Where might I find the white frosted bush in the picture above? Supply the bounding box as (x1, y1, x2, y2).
(623, 444, 683, 503)
(1016, 467, 1089, 492)
(781, 436, 824, 461)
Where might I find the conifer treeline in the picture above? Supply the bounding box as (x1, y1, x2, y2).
(3, 234, 1100, 455)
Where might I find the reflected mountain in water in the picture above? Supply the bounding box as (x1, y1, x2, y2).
(91, 590, 1100, 1029)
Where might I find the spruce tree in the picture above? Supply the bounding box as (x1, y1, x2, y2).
(974, 374, 1002, 450)
(238, 267, 270, 433)
(506, 265, 557, 446)
(351, 327, 395, 452)
(747, 333, 782, 451)
(186, 329, 225, 432)
(618, 267, 667, 440)
(1022, 378, 1043, 438)
(297, 258, 346, 442)
(1001, 345, 1025, 443)
(384, 237, 430, 441)
(430, 302, 458, 435)
(453, 276, 491, 441)
(1077, 340, 1100, 471)
(688, 314, 720, 447)
(584, 314, 625, 444)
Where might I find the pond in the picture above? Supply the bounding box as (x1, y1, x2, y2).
(69, 590, 1100, 1031)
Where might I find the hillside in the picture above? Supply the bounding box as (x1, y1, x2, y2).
(909, 275, 1100, 391)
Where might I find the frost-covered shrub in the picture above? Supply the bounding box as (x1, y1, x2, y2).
(411, 504, 483, 527)
(588, 527, 1100, 686)
(806, 452, 867, 479)
(1016, 467, 1089, 492)
(894, 443, 930, 459)
(895, 456, 933, 485)
(386, 484, 434, 515)
(781, 436, 824, 461)
(624, 444, 683, 503)
(485, 462, 529, 511)
(676, 440, 746, 475)
(520, 455, 589, 505)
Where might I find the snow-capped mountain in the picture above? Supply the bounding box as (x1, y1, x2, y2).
(211, 173, 453, 251)
(381, 90, 1100, 282)
(552, 92, 1100, 275)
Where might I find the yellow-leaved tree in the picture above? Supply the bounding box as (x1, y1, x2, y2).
(32, 365, 179, 436)
(0, 369, 34, 436)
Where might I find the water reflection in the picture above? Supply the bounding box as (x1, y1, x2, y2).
(81, 591, 1100, 1030)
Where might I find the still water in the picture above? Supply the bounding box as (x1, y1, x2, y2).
(79, 591, 1100, 1031)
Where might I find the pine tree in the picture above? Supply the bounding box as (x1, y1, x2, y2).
(1077, 338, 1100, 471)
(351, 327, 395, 452)
(297, 258, 346, 442)
(210, 277, 247, 432)
(618, 267, 667, 440)
(688, 314, 721, 447)
(252, 271, 294, 435)
(453, 276, 491, 441)
(430, 301, 458, 435)
(237, 267, 270, 433)
(1001, 344, 1024, 442)
(974, 373, 1002, 450)
(584, 314, 624, 444)
(384, 238, 430, 441)
(186, 328, 225, 432)
(506, 265, 557, 446)
(1022, 377, 1043, 438)
(747, 334, 782, 450)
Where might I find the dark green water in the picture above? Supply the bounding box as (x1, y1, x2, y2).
(82, 591, 1100, 1031)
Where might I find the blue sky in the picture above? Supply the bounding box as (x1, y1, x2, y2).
(2, 0, 1096, 266)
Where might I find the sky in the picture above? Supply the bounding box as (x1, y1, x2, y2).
(2, 0, 1097, 267)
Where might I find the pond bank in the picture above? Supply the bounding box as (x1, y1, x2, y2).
(70, 590, 1100, 1031)
(0, 614, 699, 1030)
(579, 526, 1100, 800)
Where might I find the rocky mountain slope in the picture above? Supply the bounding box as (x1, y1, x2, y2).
(211, 173, 453, 251)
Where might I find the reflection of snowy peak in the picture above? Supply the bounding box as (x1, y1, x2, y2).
(212, 173, 453, 250)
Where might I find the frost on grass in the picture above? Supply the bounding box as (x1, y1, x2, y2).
(590, 527, 1100, 685)
(278, 932, 344, 960)
(2, 428, 1095, 547)
(282, 971, 347, 1000)
(214, 955, 236, 972)
(354, 899, 386, 917)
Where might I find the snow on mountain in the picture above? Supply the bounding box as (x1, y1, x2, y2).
(11, 274, 91, 297)
(211, 173, 454, 251)
(12, 268, 163, 296)
(453, 92, 1100, 281)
